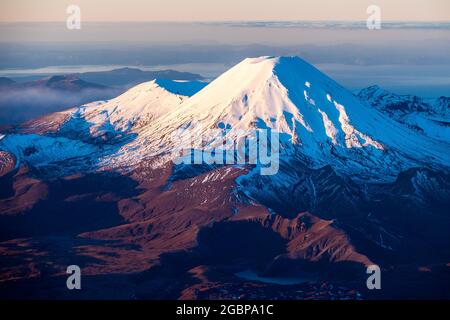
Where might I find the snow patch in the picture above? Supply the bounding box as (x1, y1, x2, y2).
(334, 101, 384, 150)
(0, 134, 98, 167)
(318, 109, 338, 145)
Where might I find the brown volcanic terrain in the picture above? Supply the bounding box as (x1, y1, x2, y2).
(3, 161, 447, 300)
(0, 151, 16, 178)
(0, 161, 378, 299)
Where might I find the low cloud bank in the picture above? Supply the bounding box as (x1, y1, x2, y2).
(0, 87, 122, 125)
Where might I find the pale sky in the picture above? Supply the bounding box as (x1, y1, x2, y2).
(1, 0, 449, 22)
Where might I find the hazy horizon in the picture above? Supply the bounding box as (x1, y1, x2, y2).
(1, 0, 449, 22)
(1, 2, 449, 97)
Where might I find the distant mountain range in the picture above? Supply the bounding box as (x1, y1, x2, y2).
(0, 68, 204, 126)
(1, 75, 109, 91)
(72, 67, 204, 88)
(0, 77, 16, 87)
(0, 56, 449, 300)
(0, 75, 121, 126)
(7, 67, 204, 88)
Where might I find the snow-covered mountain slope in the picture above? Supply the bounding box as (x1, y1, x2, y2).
(358, 85, 449, 117)
(107, 56, 450, 180)
(14, 79, 207, 138)
(0, 133, 99, 174)
(58, 79, 207, 141)
(1, 57, 449, 181)
(0, 79, 207, 169)
(357, 85, 450, 142)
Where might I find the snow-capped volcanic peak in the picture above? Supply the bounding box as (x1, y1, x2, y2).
(124, 56, 449, 177)
(3, 56, 448, 180)
(76, 79, 192, 133)
(174, 56, 385, 150)
(0, 79, 207, 170)
(52, 78, 208, 145)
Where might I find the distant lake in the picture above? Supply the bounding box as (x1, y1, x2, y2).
(235, 270, 316, 285)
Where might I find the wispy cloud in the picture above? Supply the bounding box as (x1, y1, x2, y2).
(197, 21, 450, 30)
